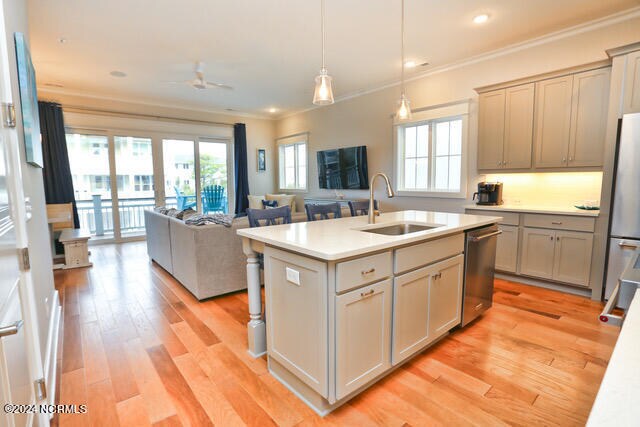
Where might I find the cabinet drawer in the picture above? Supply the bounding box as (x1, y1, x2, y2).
(465, 209, 520, 226)
(394, 233, 464, 274)
(523, 214, 595, 232)
(336, 251, 392, 293)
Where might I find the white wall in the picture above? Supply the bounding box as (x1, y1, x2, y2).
(276, 16, 640, 212)
(36, 90, 278, 199)
(3, 0, 55, 368)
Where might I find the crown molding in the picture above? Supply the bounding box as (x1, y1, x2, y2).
(37, 86, 277, 121)
(280, 6, 640, 120)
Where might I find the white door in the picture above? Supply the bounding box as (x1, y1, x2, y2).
(0, 8, 48, 427)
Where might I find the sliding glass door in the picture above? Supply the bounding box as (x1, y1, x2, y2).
(114, 136, 155, 237)
(66, 132, 115, 239)
(162, 139, 196, 209)
(199, 139, 231, 214)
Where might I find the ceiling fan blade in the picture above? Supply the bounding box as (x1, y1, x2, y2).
(205, 81, 233, 90)
(161, 80, 191, 84)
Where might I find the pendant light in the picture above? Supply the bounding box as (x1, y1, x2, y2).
(313, 0, 335, 105)
(396, 0, 412, 120)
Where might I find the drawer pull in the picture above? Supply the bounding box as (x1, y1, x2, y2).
(433, 272, 442, 280)
(619, 241, 639, 250)
(361, 268, 375, 275)
(551, 221, 563, 225)
(360, 289, 375, 298)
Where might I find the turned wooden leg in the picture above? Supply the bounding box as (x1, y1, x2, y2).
(242, 237, 266, 358)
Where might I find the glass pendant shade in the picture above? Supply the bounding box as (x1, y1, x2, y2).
(313, 68, 334, 105)
(396, 93, 412, 121)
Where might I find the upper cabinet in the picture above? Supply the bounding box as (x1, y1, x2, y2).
(476, 63, 611, 171)
(623, 51, 640, 114)
(477, 90, 506, 169)
(535, 69, 610, 168)
(477, 83, 534, 170)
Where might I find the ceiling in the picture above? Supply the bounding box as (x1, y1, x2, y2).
(27, 0, 640, 118)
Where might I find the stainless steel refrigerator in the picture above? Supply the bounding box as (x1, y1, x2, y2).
(605, 112, 640, 300)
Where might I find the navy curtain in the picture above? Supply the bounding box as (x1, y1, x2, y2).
(38, 101, 80, 227)
(234, 123, 250, 215)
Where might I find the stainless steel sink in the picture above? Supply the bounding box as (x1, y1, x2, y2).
(360, 223, 438, 236)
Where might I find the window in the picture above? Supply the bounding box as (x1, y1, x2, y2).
(278, 135, 307, 190)
(134, 175, 154, 191)
(131, 138, 151, 157)
(90, 175, 110, 191)
(395, 105, 468, 198)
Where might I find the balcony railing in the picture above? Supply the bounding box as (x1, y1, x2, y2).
(76, 195, 167, 236)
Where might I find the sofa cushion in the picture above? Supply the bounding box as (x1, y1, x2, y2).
(248, 194, 264, 210)
(266, 193, 296, 213)
(262, 199, 278, 209)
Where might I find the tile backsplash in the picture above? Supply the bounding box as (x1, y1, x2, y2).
(480, 172, 603, 207)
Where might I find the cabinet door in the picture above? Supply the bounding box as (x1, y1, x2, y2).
(552, 231, 593, 286)
(568, 68, 610, 167)
(477, 90, 505, 170)
(520, 228, 556, 279)
(503, 83, 534, 169)
(265, 248, 328, 397)
(623, 51, 640, 114)
(392, 267, 431, 365)
(335, 279, 392, 400)
(429, 254, 464, 338)
(534, 76, 573, 168)
(495, 224, 519, 273)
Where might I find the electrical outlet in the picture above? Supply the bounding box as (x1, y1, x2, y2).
(285, 267, 300, 286)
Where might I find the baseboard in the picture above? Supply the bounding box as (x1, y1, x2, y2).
(495, 273, 592, 297)
(44, 290, 61, 407)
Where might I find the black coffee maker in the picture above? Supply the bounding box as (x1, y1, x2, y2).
(473, 182, 503, 205)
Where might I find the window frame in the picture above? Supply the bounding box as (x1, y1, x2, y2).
(277, 133, 309, 192)
(393, 103, 469, 199)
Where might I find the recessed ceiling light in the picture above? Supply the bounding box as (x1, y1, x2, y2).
(110, 70, 127, 78)
(473, 14, 489, 24)
(268, 107, 278, 114)
(58, 37, 67, 44)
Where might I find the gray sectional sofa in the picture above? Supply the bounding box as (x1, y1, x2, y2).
(144, 209, 312, 300)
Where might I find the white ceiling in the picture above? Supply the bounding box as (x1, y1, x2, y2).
(27, 0, 640, 117)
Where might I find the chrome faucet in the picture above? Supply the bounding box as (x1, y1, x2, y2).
(368, 173, 395, 224)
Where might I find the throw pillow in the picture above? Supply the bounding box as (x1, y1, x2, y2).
(247, 194, 265, 210)
(262, 200, 278, 209)
(265, 193, 296, 213)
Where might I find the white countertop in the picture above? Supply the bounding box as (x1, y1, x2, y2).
(587, 294, 640, 426)
(464, 204, 600, 217)
(237, 210, 502, 261)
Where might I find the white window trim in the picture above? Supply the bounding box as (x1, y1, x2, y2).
(393, 101, 469, 199)
(276, 132, 309, 192)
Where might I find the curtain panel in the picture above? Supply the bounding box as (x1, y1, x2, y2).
(233, 123, 250, 215)
(38, 101, 79, 227)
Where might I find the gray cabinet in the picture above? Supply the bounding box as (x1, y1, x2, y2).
(477, 90, 506, 170)
(535, 69, 610, 168)
(392, 267, 431, 365)
(495, 224, 519, 273)
(335, 279, 392, 400)
(266, 248, 328, 397)
(477, 84, 534, 170)
(521, 227, 593, 286)
(428, 254, 464, 337)
(534, 75, 574, 168)
(623, 50, 640, 113)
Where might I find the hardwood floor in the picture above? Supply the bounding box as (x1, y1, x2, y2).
(52, 242, 619, 426)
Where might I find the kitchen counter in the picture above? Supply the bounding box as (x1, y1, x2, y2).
(464, 203, 600, 217)
(238, 210, 502, 260)
(588, 292, 640, 425)
(237, 210, 501, 415)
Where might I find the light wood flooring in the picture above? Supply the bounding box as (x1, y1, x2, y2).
(52, 241, 619, 426)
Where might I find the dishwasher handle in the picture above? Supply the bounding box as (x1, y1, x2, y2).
(468, 230, 502, 242)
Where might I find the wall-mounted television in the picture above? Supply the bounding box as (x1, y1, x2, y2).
(317, 145, 369, 189)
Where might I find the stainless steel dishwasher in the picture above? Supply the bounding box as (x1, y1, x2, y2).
(461, 224, 501, 327)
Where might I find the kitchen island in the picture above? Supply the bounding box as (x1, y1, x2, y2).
(237, 210, 501, 415)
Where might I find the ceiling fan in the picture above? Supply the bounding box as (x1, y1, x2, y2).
(164, 61, 233, 90)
